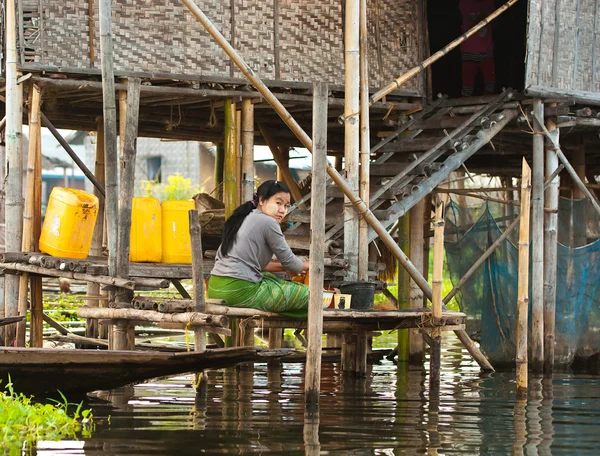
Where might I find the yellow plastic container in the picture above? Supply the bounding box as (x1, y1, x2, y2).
(40, 187, 99, 259)
(130, 197, 162, 262)
(161, 200, 195, 264)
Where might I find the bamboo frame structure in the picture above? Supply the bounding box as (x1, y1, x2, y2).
(544, 108, 559, 374)
(358, 0, 370, 281)
(516, 158, 532, 398)
(344, 0, 360, 281)
(531, 99, 544, 374)
(4, 0, 24, 347)
(305, 82, 328, 405)
(369, 0, 520, 104)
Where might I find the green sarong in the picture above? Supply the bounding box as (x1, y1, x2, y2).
(208, 272, 309, 318)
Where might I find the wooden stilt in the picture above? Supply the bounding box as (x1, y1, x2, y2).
(516, 158, 532, 397)
(429, 198, 444, 393)
(99, 0, 119, 311)
(357, 0, 370, 282)
(409, 200, 425, 364)
(305, 81, 328, 405)
(344, 0, 360, 281)
(190, 210, 207, 389)
(17, 84, 41, 346)
(397, 213, 410, 362)
(268, 329, 283, 349)
(544, 108, 559, 374)
(113, 78, 141, 350)
(240, 99, 255, 203)
(0, 137, 5, 344)
(86, 118, 106, 339)
(341, 333, 357, 373)
(356, 330, 368, 376)
(223, 99, 237, 219)
(4, 0, 24, 347)
(30, 106, 43, 348)
(531, 99, 544, 374)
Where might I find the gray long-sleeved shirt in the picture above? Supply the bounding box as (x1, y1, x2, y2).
(210, 209, 303, 283)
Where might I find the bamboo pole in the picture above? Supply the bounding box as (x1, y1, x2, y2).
(516, 158, 532, 398)
(40, 113, 105, 197)
(86, 117, 106, 339)
(189, 210, 206, 351)
(531, 100, 544, 374)
(30, 103, 43, 348)
(544, 109, 559, 374)
(78, 307, 227, 327)
(214, 143, 224, 201)
(240, 99, 255, 203)
(180, 0, 490, 371)
(223, 99, 237, 219)
(532, 112, 600, 218)
(344, 0, 360, 281)
(17, 85, 41, 346)
(408, 200, 425, 364)
(397, 214, 410, 362)
(99, 0, 119, 287)
(358, 0, 370, 282)
(4, 0, 24, 347)
(235, 109, 242, 204)
(369, 0, 520, 104)
(305, 82, 328, 405)
(431, 200, 444, 324)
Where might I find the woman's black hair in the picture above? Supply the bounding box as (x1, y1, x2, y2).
(220, 180, 291, 256)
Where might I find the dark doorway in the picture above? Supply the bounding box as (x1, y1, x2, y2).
(427, 0, 527, 98)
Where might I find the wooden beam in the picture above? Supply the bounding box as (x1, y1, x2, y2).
(516, 158, 532, 398)
(531, 100, 544, 374)
(544, 108, 559, 374)
(305, 81, 327, 405)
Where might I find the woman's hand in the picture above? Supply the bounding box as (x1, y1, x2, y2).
(301, 260, 310, 272)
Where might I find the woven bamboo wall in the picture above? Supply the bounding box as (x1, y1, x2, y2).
(526, 0, 600, 94)
(20, 0, 423, 95)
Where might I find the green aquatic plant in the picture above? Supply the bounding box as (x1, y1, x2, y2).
(0, 379, 93, 455)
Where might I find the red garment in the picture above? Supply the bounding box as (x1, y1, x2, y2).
(459, 0, 494, 56)
(461, 58, 495, 96)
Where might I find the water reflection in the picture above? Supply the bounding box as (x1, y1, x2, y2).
(29, 338, 596, 455)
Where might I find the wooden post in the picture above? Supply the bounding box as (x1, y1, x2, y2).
(430, 198, 444, 392)
(344, 0, 360, 282)
(516, 158, 532, 398)
(30, 102, 43, 348)
(112, 78, 141, 350)
(235, 109, 242, 205)
(531, 99, 544, 374)
(276, 147, 288, 183)
(99, 0, 119, 293)
(17, 85, 41, 346)
(4, 0, 24, 347)
(397, 213, 410, 362)
(224, 99, 237, 219)
(544, 110, 559, 374)
(86, 118, 106, 339)
(305, 81, 328, 405)
(189, 210, 207, 388)
(408, 200, 425, 364)
(358, 0, 370, 282)
(240, 99, 255, 203)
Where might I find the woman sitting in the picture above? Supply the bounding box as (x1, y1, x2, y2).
(208, 180, 310, 318)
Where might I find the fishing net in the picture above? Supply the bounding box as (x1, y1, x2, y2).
(444, 197, 600, 367)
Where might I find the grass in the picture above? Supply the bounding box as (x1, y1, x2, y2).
(0, 379, 93, 455)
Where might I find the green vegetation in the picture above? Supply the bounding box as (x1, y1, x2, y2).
(141, 173, 206, 201)
(40, 294, 85, 323)
(0, 380, 93, 455)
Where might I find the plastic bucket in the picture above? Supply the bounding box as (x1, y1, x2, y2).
(338, 281, 376, 310)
